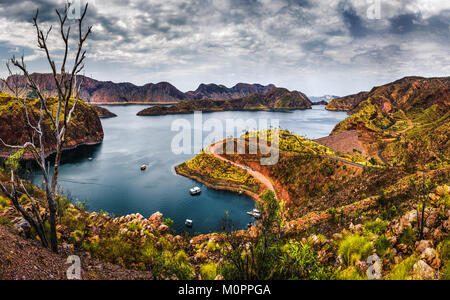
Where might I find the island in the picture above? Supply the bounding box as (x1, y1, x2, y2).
(136, 88, 312, 116)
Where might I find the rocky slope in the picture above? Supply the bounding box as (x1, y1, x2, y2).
(326, 91, 369, 113)
(0, 225, 153, 280)
(0, 74, 277, 104)
(0, 93, 104, 159)
(137, 88, 312, 116)
(330, 76, 450, 163)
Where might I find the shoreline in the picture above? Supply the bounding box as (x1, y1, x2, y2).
(174, 165, 260, 202)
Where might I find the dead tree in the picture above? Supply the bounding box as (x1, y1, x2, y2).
(0, 3, 92, 253)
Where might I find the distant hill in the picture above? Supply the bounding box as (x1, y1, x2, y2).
(186, 83, 276, 100)
(137, 88, 312, 116)
(309, 95, 340, 103)
(0, 73, 276, 104)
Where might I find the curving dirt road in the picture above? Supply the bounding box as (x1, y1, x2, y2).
(209, 140, 276, 194)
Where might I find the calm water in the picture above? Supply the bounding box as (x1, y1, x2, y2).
(31, 105, 347, 233)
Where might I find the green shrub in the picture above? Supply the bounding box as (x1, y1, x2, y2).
(102, 236, 132, 265)
(70, 230, 84, 244)
(126, 222, 142, 232)
(278, 240, 329, 280)
(200, 263, 218, 280)
(438, 238, 450, 261)
(0, 196, 9, 210)
(338, 235, 373, 266)
(207, 242, 218, 252)
(365, 219, 389, 235)
(389, 256, 419, 280)
(438, 238, 450, 280)
(0, 216, 12, 227)
(163, 218, 174, 231)
(374, 236, 390, 257)
(399, 226, 417, 246)
(327, 207, 341, 224)
(337, 266, 366, 280)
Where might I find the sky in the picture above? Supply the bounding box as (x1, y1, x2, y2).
(0, 0, 449, 96)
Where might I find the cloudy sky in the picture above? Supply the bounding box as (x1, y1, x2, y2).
(0, 0, 449, 96)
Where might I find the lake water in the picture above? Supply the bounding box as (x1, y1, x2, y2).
(31, 105, 348, 234)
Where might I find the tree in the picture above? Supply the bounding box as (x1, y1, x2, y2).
(0, 3, 92, 253)
(409, 176, 432, 240)
(221, 190, 284, 280)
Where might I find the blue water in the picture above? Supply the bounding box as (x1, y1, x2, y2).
(31, 105, 347, 233)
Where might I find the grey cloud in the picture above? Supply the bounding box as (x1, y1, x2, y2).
(0, 0, 448, 96)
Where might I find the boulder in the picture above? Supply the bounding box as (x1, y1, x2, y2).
(421, 248, 441, 269)
(425, 209, 439, 229)
(416, 240, 434, 253)
(412, 260, 436, 280)
(396, 243, 408, 254)
(149, 212, 163, 226)
(13, 217, 31, 238)
(443, 219, 450, 232)
(158, 224, 169, 233)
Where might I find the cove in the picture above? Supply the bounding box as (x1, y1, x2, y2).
(31, 105, 348, 234)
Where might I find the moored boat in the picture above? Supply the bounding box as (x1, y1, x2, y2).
(190, 187, 202, 195)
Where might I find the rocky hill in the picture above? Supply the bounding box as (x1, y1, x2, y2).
(0, 93, 104, 159)
(331, 76, 450, 164)
(0, 74, 276, 104)
(326, 91, 369, 113)
(186, 83, 276, 100)
(137, 88, 312, 116)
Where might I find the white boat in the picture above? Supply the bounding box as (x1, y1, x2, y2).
(190, 187, 202, 195)
(185, 219, 193, 227)
(141, 165, 147, 171)
(247, 209, 262, 219)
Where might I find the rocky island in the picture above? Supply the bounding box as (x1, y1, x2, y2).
(91, 105, 117, 119)
(137, 88, 312, 116)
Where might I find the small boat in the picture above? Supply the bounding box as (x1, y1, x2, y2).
(190, 187, 202, 196)
(88, 158, 93, 161)
(141, 165, 147, 171)
(247, 209, 262, 219)
(239, 190, 244, 196)
(185, 219, 193, 228)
